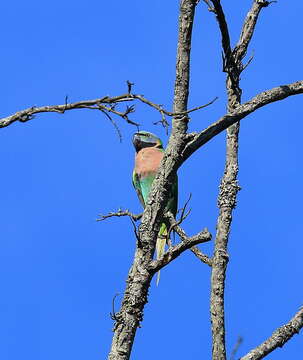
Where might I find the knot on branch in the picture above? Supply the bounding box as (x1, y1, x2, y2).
(217, 179, 241, 209)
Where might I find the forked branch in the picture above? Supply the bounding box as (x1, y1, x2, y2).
(165, 211, 213, 267)
(97, 209, 142, 222)
(203, 2, 276, 360)
(148, 228, 211, 273)
(0, 93, 217, 130)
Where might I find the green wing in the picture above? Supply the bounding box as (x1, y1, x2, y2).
(156, 174, 178, 285)
(132, 167, 178, 286)
(166, 175, 178, 217)
(132, 170, 145, 207)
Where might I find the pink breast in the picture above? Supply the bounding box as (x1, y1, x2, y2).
(135, 148, 163, 177)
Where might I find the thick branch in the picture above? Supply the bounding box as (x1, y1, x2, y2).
(108, 1, 197, 359)
(240, 307, 303, 360)
(182, 81, 303, 162)
(206, 2, 272, 359)
(173, 0, 196, 116)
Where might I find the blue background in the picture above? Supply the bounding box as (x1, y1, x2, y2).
(0, 1, 302, 359)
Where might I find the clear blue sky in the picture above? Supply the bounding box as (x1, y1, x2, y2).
(1, 1, 302, 359)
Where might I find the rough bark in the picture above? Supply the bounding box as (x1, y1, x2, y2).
(182, 80, 303, 161)
(207, 1, 272, 359)
(240, 307, 303, 360)
(1, 2, 303, 359)
(108, 1, 197, 358)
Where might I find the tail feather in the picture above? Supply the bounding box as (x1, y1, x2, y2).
(155, 223, 168, 286)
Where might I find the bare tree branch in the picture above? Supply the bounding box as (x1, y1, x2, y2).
(0, 95, 136, 128)
(97, 209, 142, 222)
(165, 211, 213, 267)
(148, 228, 211, 272)
(234, 0, 276, 65)
(203, 2, 275, 359)
(100, 110, 123, 142)
(0, 93, 217, 130)
(182, 80, 303, 161)
(230, 336, 243, 360)
(108, 1, 198, 359)
(134, 94, 218, 117)
(3, 1, 302, 359)
(205, 0, 232, 60)
(240, 307, 303, 360)
(105, 3, 303, 357)
(190, 246, 213, 266)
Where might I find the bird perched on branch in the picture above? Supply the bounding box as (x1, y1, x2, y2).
(132, 131, 178, 285)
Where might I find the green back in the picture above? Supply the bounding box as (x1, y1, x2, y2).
(132, 171, 178, 216)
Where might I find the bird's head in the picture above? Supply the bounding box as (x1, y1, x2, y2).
(132, 131, 163, 153)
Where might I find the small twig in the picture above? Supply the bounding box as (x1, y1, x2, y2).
(97, 209, 142, 222)
(97, 102, 139, 127)
(203, 0, 215, 12)
(64, 95, 68, 111)
(165, 211, 212, 267)
(164, 195, 192, 249)
(230, 336, 243, 360)
(166, 196, 192, 241)
(121, 105, 139, 127)
(167, 209, 191, 239)
(129, 216, 141, 247)
(133, 94, 218, 117)
(173, 96, 218, 116)
(178, 193, 192, 222)
(207, 0, 232, 61)
(110, 293, 120, 321)
(153, 109, 170, 134)
(257, 0, 277, 7)
(100, 110, 123, 142)
(126, 80, 134, 94)
(242, 52, 254, 72)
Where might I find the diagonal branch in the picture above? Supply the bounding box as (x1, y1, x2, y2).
(190, 246, 213, 267)
(148, 228, 211, 273)
(182, 80, 303, 162)
(206, 0, 232, 60)
(234, 0, 276, 64)
(165, 211, 213, 267)
(240, 307, 303, 360)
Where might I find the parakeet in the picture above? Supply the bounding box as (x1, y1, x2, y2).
(132, 131, 178, 285)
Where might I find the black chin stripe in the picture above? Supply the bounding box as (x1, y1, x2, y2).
(136, 142, 156, 151)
